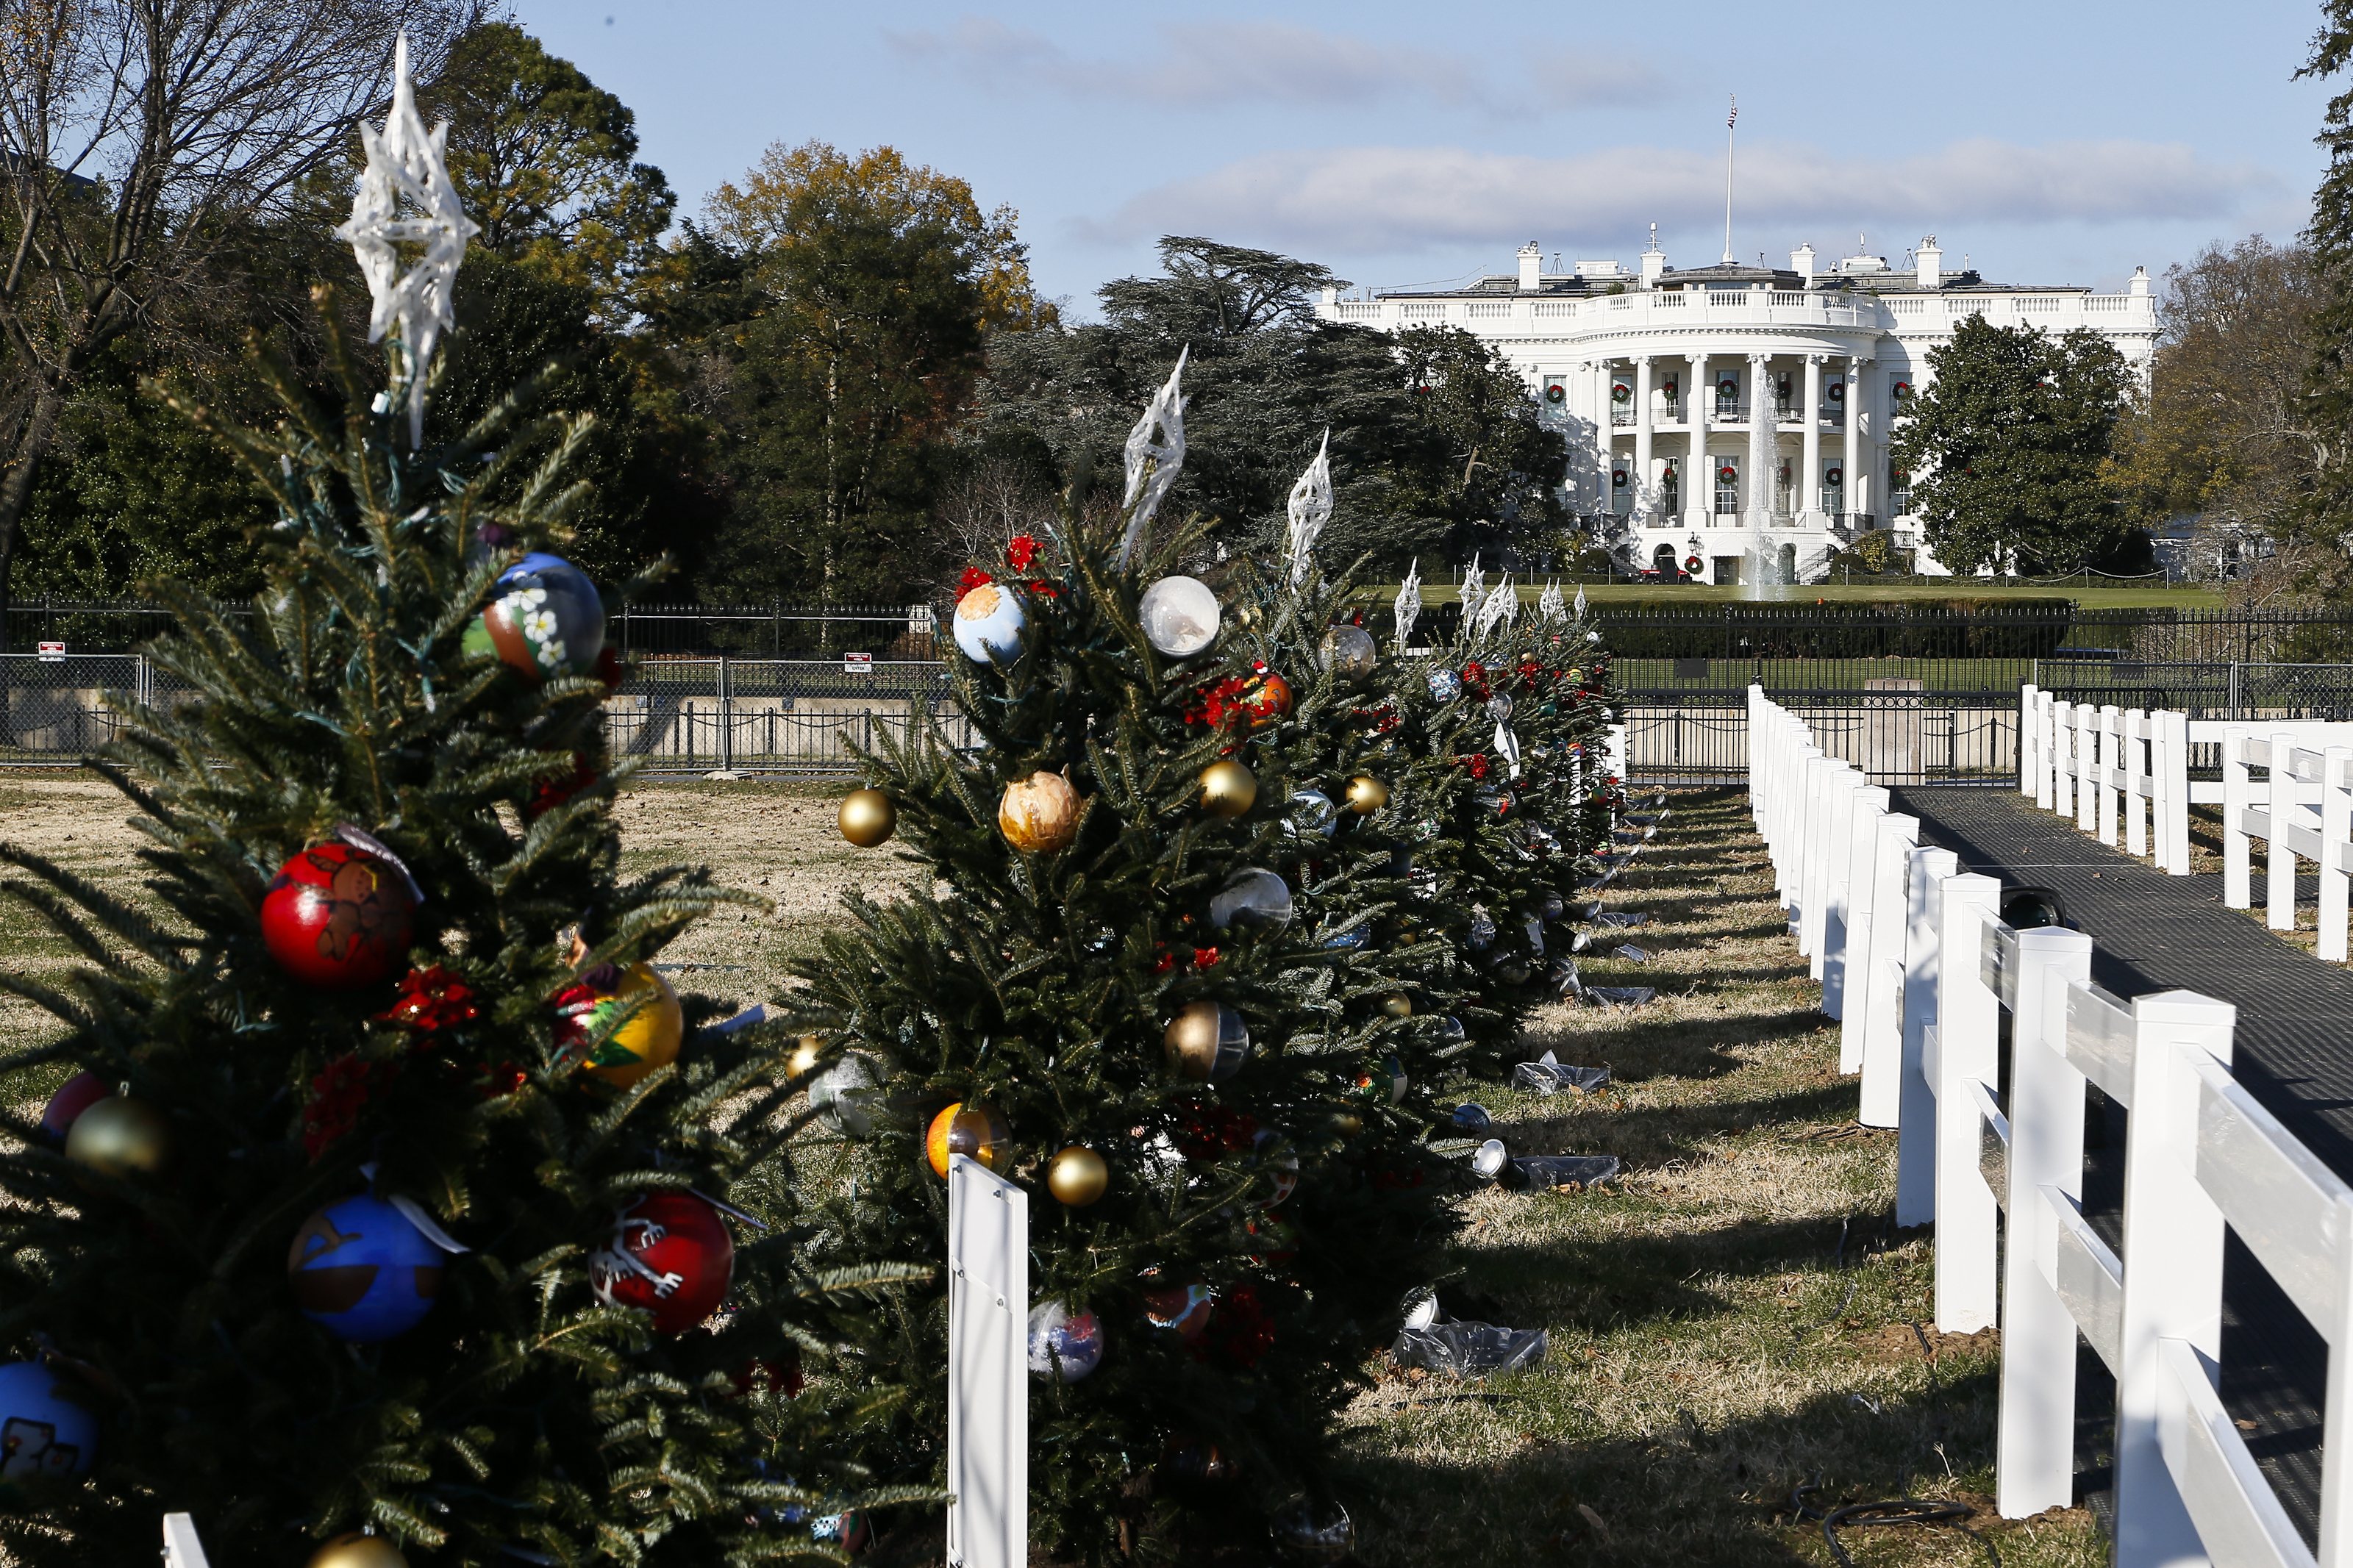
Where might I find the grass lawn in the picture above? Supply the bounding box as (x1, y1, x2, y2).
(1363, 583, 2223, 612)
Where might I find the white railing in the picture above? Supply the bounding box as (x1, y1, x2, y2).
(1753, 684, 2353, 1565)
(1314, 290, 2151, 339)
(2021, 685, 2353, 951)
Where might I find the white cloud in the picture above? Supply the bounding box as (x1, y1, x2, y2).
(1090, 139, 2274, 254)
(882, 16, 1663, 112)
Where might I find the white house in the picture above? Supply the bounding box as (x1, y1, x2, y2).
(1311, 235, 2157, 583)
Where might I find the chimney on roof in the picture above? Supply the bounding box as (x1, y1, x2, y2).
(1518, 241, 1542, 292)
(2129, 265, 2152, 297)
(1916, 235, 1942, 290)
(1791, 243, 1816, 287)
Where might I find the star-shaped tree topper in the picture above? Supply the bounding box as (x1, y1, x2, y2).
(335, 32, 480, 447)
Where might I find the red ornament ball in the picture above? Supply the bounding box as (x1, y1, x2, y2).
(589, 1190, 735, 1334)
(262, 842, 418, 989)
(40, 1070, 110, 1142)
(1238, 667, 1293, 730)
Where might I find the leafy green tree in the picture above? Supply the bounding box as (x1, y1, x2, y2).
(421, 21, 679, 328)
(691, 143, 1043, 603)
(975, 238, 1567, 573)
(1888, 315, 2133, 574)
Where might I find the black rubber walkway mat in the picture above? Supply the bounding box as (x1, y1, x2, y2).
(1890, 787, 2345, 1546)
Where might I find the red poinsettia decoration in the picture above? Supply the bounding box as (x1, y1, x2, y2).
(957, 565, 996, 595)
(1457, 753, 1491, 781)
(1172, 1102, 1262, 1162)
(1182, 674, 1254, 728)
(1005, 533, 1040, 572)
(303, 1054, 378, 1161)
(374, 965, 481, 1033)
(526, 752, 600, 820)
(1193, 946, 1221, 969)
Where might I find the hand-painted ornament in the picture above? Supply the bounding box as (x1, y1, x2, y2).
(1466, 912, 1496, 951)
(1282, 789, 1337, 842)
(1139, 576, 1221, 657)
(1271, 1497, 1355, 1565)
(561, 962, 684, 1087)
(589, 1190, 734, 1334)
(1245, 1213, 1300, 1264)
(263, 842, 418, 988)
(952, 581, 1026, 664)
(1345, 775, 1389, 814)
(1318, 624, 1378, 684)
(810, 1053, 884, 1136)
(1427, 668, 1463, 703)
(64, 1095, 171, 1179)
(465, 553, 605, 683)
(1252, 1127, 1300, 1206)
(1026, 1299, 1104, 1382)
(838, 788, 896, 848)
(1238, 667, 1293, 729)
(288, 1194, 445, 1342)
(1141, 1274, 1213, 1341)
(307, 1537, 410, 1568)
(812, 1512, 872, 1553)
(1198, 759, 1257, 817)
(39, 1071, 109, 1143)
(926, 1101, 1012, 1177)
(998, 770, 1082, 853)
(1209, 867, 1293, 928)
(1319, 921, 1368, 951)
(1163, 1000, 1250, 1082)
(0, 1361, 98, 1478)
(1046, 1145, 1109, 1206)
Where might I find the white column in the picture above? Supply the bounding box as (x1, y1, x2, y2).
(1845, 354, 1870, 521)
(1688, 352, 1710, 530)
(1589, 361, 1611, 514)
(1747, 352, 1771, 529)
(1801, 354, 1824, 522)
(1632, 357, 1654, 520)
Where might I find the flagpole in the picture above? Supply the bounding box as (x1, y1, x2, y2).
(1722, 96, 1737, 264)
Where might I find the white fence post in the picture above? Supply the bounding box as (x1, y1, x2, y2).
(1934, 871, 2003, 1333)
(163, 1515, 210, 1568)
(1994, 925, 2096, 1518)
(2224, 726, 2254, 910)
(946, 1155, 1028, 1568)
(1898, 845, 1961, 1227)
(2163, 709, 2195, 875)
(2076, 704, 2099, 834)
(2021, 682, 2040, 796)
(2327, 748, 2353, 964)
(1857, 812, 1920, 1126)
(2114, 991, 2236, 1568)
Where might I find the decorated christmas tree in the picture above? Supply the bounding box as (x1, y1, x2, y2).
(788, 373, 1464, 1564)
(0, 49, 919, 1567)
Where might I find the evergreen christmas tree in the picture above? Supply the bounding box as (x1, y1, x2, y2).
(788, 381, 1463, 1564)
(0, 54, 920, 1567)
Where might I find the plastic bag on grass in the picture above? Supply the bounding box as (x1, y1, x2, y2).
(1510, 1059, 1610, 1096)
(1504, 1153, 1621, 1190)
(1583, 986, 1656, 1006)
(1393, 1320, 1548, 1379)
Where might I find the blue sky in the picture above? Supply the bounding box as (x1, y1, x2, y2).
(511, 1, 2335, 312)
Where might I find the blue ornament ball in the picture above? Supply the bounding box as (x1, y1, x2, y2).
(952, 581, 1026, 663)
(1427, 668, 1463, 704)
(1026, 1299, 1104, 1382)
(288, 1194, 446, 1343)
(469, 553, 605, 684)
(0, 1361, 96, 1480)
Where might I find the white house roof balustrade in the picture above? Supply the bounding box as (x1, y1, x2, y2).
(1314, 235, 2157, 584)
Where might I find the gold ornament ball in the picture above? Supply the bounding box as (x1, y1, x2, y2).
(65, 1094, 171, 1179)
(1046, 1145, 1110, 1206)
(839, 788, 897, 848)
(787, 1035, 825, 1078)
(1331, 1109, 1365, 1137)
(999, 770, 1082, 853)
(1162, 999, 1238, 1081)
(1382, 993, 1414, 1019)
(1345, 775, 1389, 815)
(308, 1536, 410, 1568)
(1198, 759, 1258, 818)
(926, 1100, 1013, 1178)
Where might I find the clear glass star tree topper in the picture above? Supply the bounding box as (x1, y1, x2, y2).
(335, 33, 480, 448)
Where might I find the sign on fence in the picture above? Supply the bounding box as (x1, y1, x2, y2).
(843, 651, 874, 676)
(35, 641, 62, 662)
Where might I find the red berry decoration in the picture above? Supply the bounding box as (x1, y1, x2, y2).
(261, 842, 418, 989)
(588, 1190, 734, 1334)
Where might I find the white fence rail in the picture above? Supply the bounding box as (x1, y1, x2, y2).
(1754, 684, 2353, 1566)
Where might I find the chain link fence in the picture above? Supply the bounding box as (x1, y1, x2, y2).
(2, 654, 968, 775)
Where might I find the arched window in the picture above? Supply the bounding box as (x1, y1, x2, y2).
(1652, 543, 1679, 579)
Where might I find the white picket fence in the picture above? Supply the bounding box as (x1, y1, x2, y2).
(2021, 684, 2353, 957)
(1754, 684, 2353, 1567)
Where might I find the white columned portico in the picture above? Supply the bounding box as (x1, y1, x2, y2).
(1747, 352, 1772, 529)
(1801, 354, 1824, 523)
(1687, 352, 1710, 530)
(1632, 357, 1654, 519)
(1843, 354, 1868, 523)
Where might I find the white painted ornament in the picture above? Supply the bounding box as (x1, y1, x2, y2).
(1138, 576, 1220, 656)
(1538, 579, 1565, 622)
(1119, 351, 1189, 567)
(335, 33, 481, 447)
(1474, 574, 1516, 640)
(1394, 557, 1423, 649)
(1284, 430, 1332, 586)
(952, 581, 1026, 664)
(1457, 554, 1484, 631)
